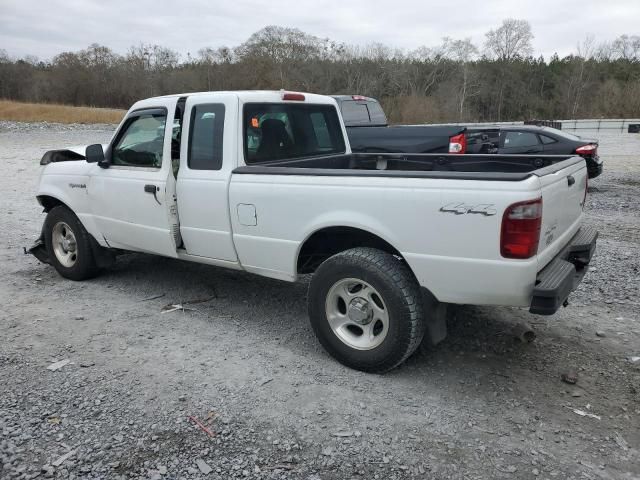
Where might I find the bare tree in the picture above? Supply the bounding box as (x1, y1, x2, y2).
(484, 19, 534, 61)
(236, 25, 329, 87)
(611, 35, 640, 61)
(405, 40, 453, 97)
(237, 25, 325, 63)
(445, 37, 479, 120)
(565, 36, 597, 117)
(484, 19, 534, 120)
(198, 47, 233, 89)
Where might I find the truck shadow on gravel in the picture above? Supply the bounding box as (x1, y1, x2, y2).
(102, 253, 637, 388)
(21, 249, 636, 384)
(19, 247, 638, 406)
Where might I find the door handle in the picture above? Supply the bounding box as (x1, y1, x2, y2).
(567, 175, 575, 187)
(144, 184, 161, 205)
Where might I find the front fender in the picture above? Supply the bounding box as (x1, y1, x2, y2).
(36, 167, 103, 246)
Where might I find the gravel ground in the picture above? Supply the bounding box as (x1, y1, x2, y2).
(0, 121, 639, 480)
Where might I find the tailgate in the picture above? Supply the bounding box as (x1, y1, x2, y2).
(536, 158, 588, 270)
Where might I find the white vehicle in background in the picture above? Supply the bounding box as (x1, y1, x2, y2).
(28, 90, 597, 372)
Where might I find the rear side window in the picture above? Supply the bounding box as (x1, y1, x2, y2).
(244, 103, 345, 164)
(188, 104, 225, 170)
(340, 101, 370, 124)
(504, 131, 540, 148)
(367, 102, 387, 125)
(310, 112, 332, 148)
(540, 135, 557, 145)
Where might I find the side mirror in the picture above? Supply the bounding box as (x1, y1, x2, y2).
(86, 144, 108, 168)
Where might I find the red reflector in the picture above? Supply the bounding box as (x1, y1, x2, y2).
(500, 198, 543, 259)
(449, 133, 467, 154)
(282, 92, 305, 101)
(575, 144, 597, 155)
(351, 95, 368, 101)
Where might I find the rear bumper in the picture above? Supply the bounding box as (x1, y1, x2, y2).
(530, 225, 598, 315)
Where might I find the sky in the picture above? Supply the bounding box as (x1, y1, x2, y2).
(1, 0, 638, 61)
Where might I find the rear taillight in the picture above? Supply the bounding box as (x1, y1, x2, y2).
(575, 144, 597, 155)
(449, 133, 466, 154)
(351, 95, 368, 101)
(500, 198, 543, 259)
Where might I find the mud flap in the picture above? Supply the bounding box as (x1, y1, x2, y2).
(422, 289, 448, 345)
(88, 235, 116, 269)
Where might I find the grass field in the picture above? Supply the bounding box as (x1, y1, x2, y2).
(0, 100, 125, 124)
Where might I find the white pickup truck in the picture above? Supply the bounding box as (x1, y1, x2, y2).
(28, 90, 597, 372)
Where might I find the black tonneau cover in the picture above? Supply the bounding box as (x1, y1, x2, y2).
(346, 125, 466, 154)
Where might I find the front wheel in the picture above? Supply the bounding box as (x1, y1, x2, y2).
(44, 206, 98, 281)
(308, 248, 425, 373)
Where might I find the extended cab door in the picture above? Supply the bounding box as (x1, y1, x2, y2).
(175, 94, 238, 261)
(88, 98, 180, 257)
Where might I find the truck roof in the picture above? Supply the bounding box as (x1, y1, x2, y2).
(131, 91, 337, 110)
(331, 95, 376, 101)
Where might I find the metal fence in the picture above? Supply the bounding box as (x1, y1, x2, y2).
(424, 118, 640, 134)
(558, 119, 640, 133)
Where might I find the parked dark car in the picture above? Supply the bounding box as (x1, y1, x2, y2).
(466, 125, 602, 178)
(332, 95, 467, 154)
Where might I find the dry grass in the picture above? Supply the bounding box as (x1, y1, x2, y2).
(0, 100, 125, 124)
(382, 95, 446, 124)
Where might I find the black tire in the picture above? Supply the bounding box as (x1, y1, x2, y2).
(44, 206, 98, 281)
(308, 247, 425, 373)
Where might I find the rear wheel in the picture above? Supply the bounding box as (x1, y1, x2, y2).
(44, 206, 98, 280)
(308, 247, 425, 373)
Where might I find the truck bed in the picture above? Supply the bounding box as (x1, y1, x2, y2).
(229, 150, 588, 308)
(234, 153, 583, 181)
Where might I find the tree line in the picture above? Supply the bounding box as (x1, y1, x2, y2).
(1, 20, 639, 123)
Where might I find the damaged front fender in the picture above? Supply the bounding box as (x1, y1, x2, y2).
(25, 234, 51, 264)
(25, 227, 116, 269)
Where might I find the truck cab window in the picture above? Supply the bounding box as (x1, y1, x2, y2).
(188, 104, 225, 170)
(112, 112, 166, 168)
(340, 101, 370, 124)
(244, 104, 345, 164)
